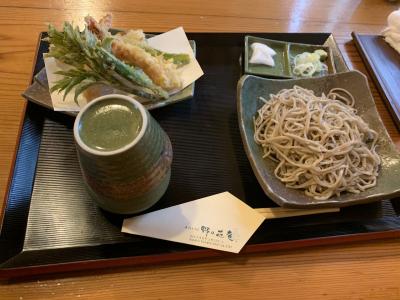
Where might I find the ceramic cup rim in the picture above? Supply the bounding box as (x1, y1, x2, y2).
(73, 94, 148, 157)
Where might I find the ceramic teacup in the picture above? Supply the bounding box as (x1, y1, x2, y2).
(73, 94, 173, 214)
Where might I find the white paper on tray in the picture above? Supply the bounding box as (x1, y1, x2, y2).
(44, 27, 204, 112)
(122, 192, 266, 254)
(44, 57, 87, 111)
(147, 27, 203, 90)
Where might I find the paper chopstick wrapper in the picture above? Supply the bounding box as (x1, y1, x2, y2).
(122, 192, 265, 254)
(122, 192, 339, 253)
(44, 27, 204, 111)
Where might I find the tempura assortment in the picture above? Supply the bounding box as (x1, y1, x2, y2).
(45, 14, 190, 102)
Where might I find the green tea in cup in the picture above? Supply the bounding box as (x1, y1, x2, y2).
(74, 94, 173, 214)
(78, 98, 143, 152)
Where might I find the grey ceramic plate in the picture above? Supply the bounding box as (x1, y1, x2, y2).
(22, 37, 196, 116)
(237, 70, 400, 208)
(244, 35, 336, 79)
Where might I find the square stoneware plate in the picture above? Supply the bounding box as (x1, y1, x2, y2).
(244, 35, 336, 79)
(237, 70, 400, 208)
(22, 34, 196, 117)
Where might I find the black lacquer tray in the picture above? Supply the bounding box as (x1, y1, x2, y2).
(1, 33, 399, 278)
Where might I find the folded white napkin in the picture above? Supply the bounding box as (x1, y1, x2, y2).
(382, 9, 400, 54)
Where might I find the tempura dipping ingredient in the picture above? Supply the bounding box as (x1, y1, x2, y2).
(249, 42, 277, 67)
(292, 49, 328, 77)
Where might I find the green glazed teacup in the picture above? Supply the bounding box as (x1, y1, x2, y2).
(73, 94, 173, 214)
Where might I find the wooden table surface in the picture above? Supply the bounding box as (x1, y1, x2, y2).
(1, 0, 400, 299)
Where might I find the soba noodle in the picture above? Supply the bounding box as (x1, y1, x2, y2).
(253, 86, 381, 200)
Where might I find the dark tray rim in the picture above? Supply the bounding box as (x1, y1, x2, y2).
(352, 32, 400, 130)
(1, 229, 399, 279)
(0, 31, 42, 233)
(1, 31, 400, 279)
